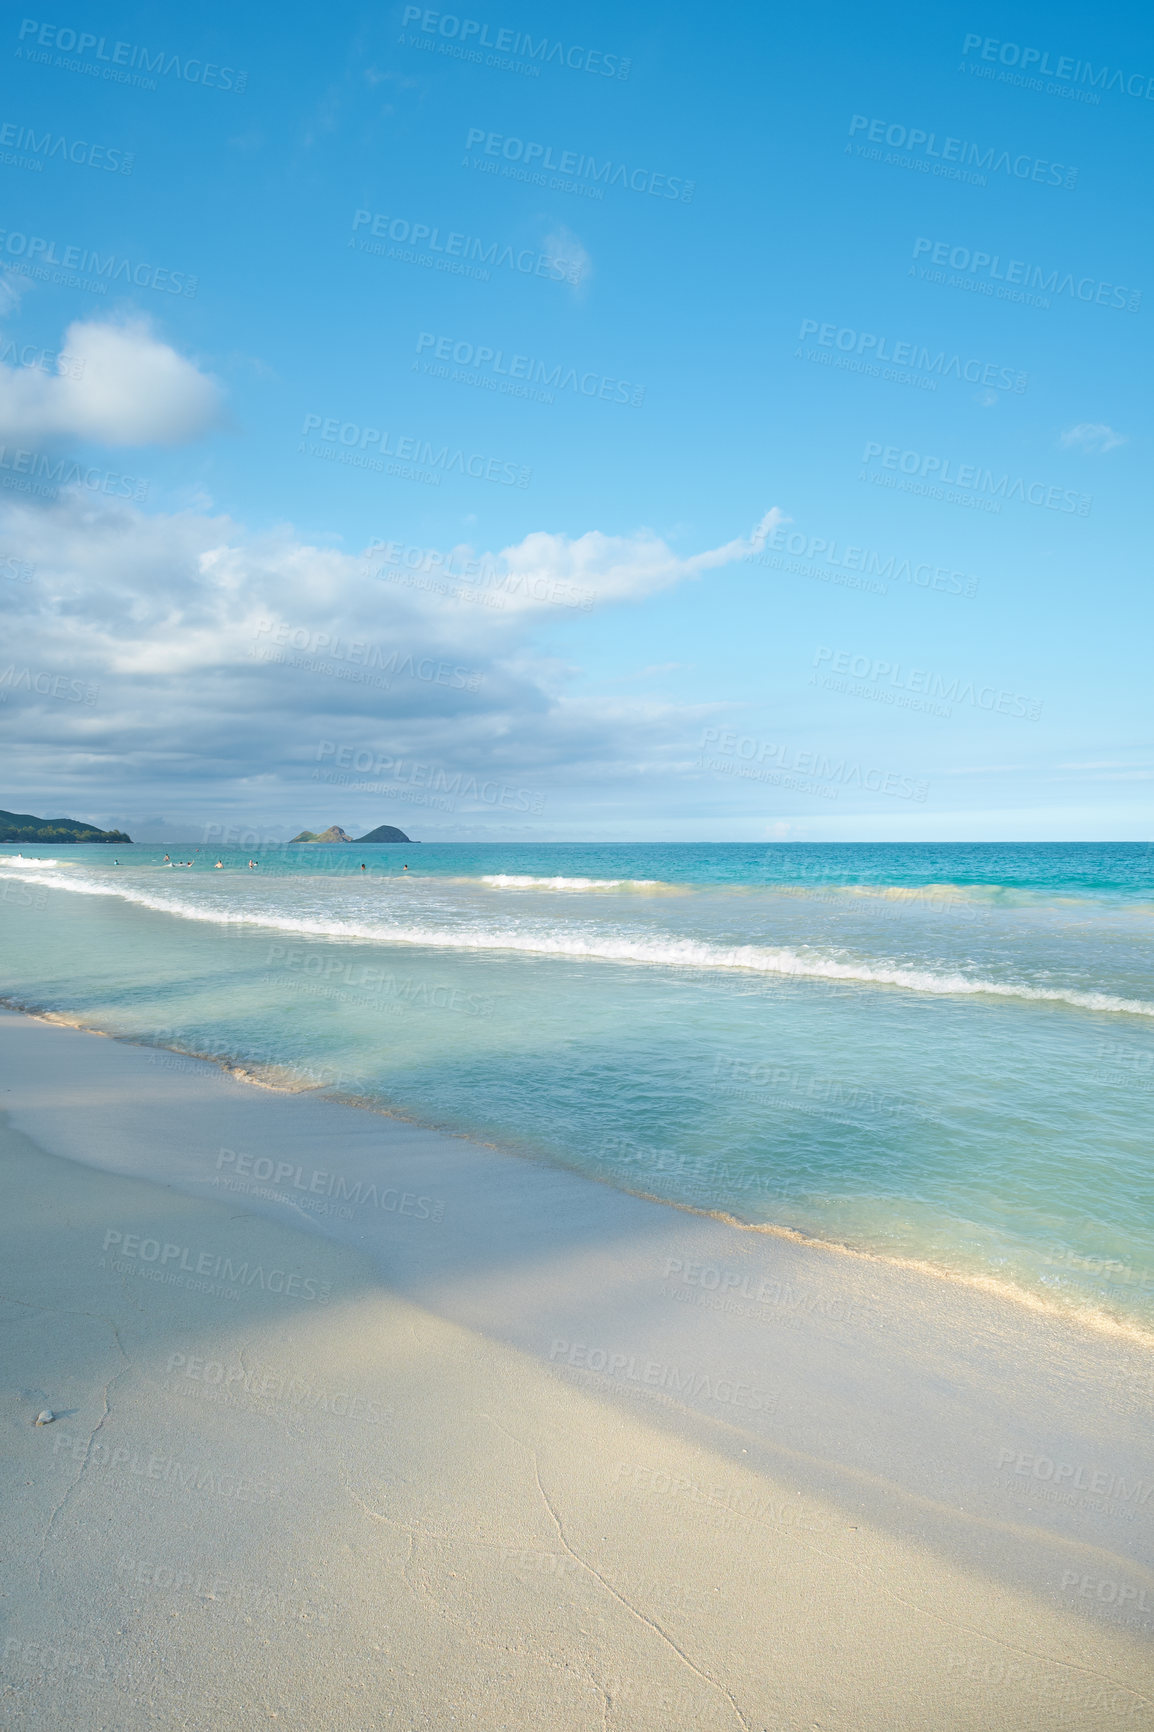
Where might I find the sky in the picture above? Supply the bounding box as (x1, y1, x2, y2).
(0, 0, 1150, 843)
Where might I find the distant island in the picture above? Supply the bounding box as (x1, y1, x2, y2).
(289, 823, 413, 844)
(290, 826, 355, 844)
(0, 808, 132, 844)
(357, 825, 414, 844)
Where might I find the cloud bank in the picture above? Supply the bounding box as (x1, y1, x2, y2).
(0, 491, 777, 830)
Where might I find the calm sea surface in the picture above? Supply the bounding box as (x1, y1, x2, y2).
(2, 841, 1152, 1334)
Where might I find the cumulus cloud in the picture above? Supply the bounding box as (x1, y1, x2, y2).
(0, 318, 224, 446)
(1059, 422, 1126, 454)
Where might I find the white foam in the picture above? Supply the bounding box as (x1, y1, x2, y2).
(3, 862, 1152, 1019)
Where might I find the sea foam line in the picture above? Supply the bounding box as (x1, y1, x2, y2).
(2, 863, 1153, 1017)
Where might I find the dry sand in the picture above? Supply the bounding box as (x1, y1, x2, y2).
(1, 1006, 1152, 1729)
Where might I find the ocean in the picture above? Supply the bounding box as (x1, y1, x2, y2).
(2, 840, 1152, 1336)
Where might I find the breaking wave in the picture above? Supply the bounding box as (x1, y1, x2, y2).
(1, 862, 1151, 1018)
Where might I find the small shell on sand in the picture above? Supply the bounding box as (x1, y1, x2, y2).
(35, 1410, 54, 1425)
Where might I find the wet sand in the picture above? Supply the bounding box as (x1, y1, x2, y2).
(1, 1007, 1151, 1728)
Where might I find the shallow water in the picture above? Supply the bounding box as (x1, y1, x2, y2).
(2, 841, 1152, 1334)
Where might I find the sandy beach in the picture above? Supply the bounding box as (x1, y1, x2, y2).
(1, 1005, 1152, 1729)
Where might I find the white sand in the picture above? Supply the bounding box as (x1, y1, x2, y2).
(1, 1007, 1152, 1728)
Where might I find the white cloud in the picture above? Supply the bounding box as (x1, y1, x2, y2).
(0, 318, 224, 446)
(0, 493, 773, 818)
(491, 509, 782, 613)
(1059, 422, 1126, 454)
(544, 225, 593, 291)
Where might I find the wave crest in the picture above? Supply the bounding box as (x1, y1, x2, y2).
(1, 862, 1152, 1017)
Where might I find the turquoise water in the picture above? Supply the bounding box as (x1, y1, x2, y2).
(2, 841, 1153, 1334)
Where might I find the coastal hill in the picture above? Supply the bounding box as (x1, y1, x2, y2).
(289, 824, 413, 844)
(289, 826, 355, 844)
(357, 824, 413, 844)
(0, 808, 132, 844)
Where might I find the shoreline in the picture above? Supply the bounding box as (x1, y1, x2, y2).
(5, 995, 1154, 1352)
(2, 1004, 1153, 1725)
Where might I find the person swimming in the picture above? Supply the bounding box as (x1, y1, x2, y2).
(360, 863, 366, 870)
(215, 860, 223, 868)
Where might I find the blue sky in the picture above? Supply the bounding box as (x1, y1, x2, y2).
(0, 0, 1150, 840)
